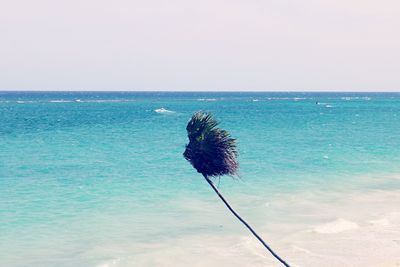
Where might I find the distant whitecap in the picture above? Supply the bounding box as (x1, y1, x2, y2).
(197, 98, 217, 101)
(84, 99, 133, 103)
(154, 108, 174, 113)
(16, 100, 35, 104)
(49, 100, 72, 103)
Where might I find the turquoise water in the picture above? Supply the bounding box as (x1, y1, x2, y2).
(1, 92, 400, 266)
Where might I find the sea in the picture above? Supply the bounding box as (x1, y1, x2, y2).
(1, 91, 400, 267)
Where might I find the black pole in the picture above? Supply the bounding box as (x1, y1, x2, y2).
(203, 174, 290, 267)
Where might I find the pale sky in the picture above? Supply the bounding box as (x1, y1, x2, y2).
(1, 0, 399, 91)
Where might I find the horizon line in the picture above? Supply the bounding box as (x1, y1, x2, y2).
(1, 89, 400, 93)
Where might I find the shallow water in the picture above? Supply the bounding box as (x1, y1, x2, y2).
(1, 91, 400, 266)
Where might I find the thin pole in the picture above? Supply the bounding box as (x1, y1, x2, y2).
(203, 175, 290, 267)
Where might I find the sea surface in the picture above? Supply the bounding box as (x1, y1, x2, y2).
(1, 91, 400, 267)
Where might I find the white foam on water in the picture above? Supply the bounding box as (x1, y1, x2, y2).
(368, 218, 390, 226)
(340, 96, 371, 100)
(267, 97, 289, 100)
(313, 218, 359, 234)
(16, 100, 37, 104)
(340, 96, 372, 101)
(197, 98, 217, 101)
(266, 97, 307, 100)
(55, 99, 134, 103)
(96, 258, 122, 267)
(291, 245, 315, 256)
(89, 189, 400, 267)
(49, 100, 73, 103)
(84, 99, 134, 103)
(154, 108, 175, 113)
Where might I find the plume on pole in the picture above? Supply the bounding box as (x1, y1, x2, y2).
(183, 112, 238, 177)
(183, 111, 290, 267)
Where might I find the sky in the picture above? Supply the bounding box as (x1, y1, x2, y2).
(1, 0, 399, 91)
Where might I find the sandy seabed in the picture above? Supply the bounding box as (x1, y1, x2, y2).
(99, 187, 400, 267)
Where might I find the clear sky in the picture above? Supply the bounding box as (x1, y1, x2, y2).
(1, 0, 399, 91)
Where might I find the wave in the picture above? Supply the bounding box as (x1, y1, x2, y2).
(48, 99, 134, 103)
(316, 102, 333, 107)
(267, 97, 291, 100)
(81, 99, 134, 103)
(49, 100, 73, 103)
(16, 100, 36, 104)
(368, 218, 390, 226)
(266, 97, 308, 100)
(197, 98, 217, 101)
(154, 108, 175, 113)
(313, 218, 359, 234)
(341, 97, 372, 101)
(96, 258, 122, 267)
